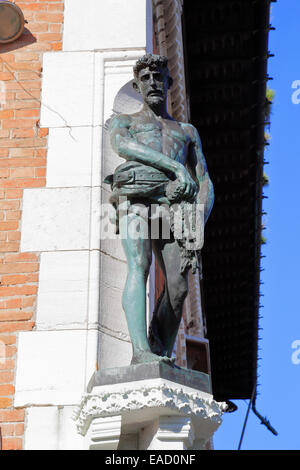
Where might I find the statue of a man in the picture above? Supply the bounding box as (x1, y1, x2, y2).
(105, 54, 214, 366)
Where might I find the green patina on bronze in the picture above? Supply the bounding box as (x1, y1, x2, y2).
(104, 54, 214, 366)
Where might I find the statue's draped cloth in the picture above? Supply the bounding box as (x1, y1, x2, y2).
(105, 161, 203, 275)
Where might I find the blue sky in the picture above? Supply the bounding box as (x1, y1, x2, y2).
(213, 0, 300, 450)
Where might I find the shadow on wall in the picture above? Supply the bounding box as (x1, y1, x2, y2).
(0, 28, 36, 53)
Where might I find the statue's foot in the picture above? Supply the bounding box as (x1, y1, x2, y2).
(131, 349, 175, 366)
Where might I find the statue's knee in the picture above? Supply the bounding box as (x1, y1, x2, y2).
(131, 255, 151, 277)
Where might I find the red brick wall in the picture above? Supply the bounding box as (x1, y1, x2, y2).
(0, 0, 64, 450)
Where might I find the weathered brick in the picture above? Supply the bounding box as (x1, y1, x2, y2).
(1, 158, 45, 168)
(4, 253, 38, 263)
(0, 53, 15, 62)
(0, 201, 20, 210)
(0, 110, 14, 119)
(5, 189, 23, 199)
(15, 109, 39, 118)
(0, 241, 20, 251)
(0, 262, 39, 274)
(35, 167, 46, 177)
(0, 130, 10, 138)
(0, 221, 19, 231)
(0, 408, 25, 423)
(51, 42, 62, 51)
(36, 12, 63, 22)
(14, 52, 40, 62)
(0, 299, 22, 310)
(37, 32, 62, 42)
(2, 119, 37, 129)
(15, 90, 41, 101)
(9, 148, 34, 157)
(0, 372, 14, 385)
(10, 168, 35, 179)
(25, 273, 38, 283)
(0, 359, 15, 371)
(7, 233, 21, 242)
(0, 321, 34, 333)
(0, 92, 15, 102)
(5, 345, 17, 358)
(15, 423, 25, 436)
(0, 384, 15, 396)
(0, 177, 46, 188)
(20, 42, 52, 52)
(0, 169, 9, 178)
(17, 3, 46, 11)
(48, 3, 64, 12)
(6, 211, 21, 221)
(0, 137, 47, 148)
(0, 398, 13, 408)
(0, 311, 33, 322)
(0, 285, 37, 296)
(0, 335, 16, 346)
(0, 408, 25, 422)
(0, 423, 15, 436)
(11, 129, 35, 139)
(35, 148, 47, 157)
(27, 22, 49, 33)
(2, 274, 26, 286)
(4, 100, 39, 111)
(38, 128, 48, 137)
(49, 24, 62, 33)
(17, 71, 41, 81)
(21, 297, 35, 308)
(0, 72, 13, 81)
(2, 437, 23, 450)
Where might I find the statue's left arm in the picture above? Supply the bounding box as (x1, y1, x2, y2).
(186, 124, 214, 223)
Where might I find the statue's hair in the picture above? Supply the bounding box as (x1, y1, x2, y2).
(133, 53, 169, 79)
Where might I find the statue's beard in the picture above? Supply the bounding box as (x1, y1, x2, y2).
(145, 94, 165, 108)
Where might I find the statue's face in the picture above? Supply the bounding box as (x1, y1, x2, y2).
(135, 66, 169, 107)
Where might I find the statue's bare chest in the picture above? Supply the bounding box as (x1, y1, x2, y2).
(128, 117, 189, 161)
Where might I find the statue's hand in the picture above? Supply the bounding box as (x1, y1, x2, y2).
(175, 167, 198, 202)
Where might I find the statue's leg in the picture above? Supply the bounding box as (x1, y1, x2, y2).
(151, 238, 188, 357)
(119, 207, 176, 365)
(119, 209, 152, 360)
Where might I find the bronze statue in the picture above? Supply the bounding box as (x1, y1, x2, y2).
(105, 54, 214, 366)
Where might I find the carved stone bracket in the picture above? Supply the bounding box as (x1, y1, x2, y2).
(74, 373, 226, 450)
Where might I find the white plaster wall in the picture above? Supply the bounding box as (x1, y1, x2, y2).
(36, 251, 90, 330)
(15, 329, 98, 406)
(46, 127, 95, 188)
(63, 0, 153, 52)
(40, 51, 96, 128)
(25, 406, 88, 450)
(15, 330, 87, 406)
(21, 187, 91, 252)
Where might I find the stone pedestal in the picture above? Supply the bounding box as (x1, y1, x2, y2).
(74, 362, 226, 450)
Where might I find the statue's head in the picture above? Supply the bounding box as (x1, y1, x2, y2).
(133, 53, 173, 107)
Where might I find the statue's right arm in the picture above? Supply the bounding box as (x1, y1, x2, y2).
(109, 114, 192, 184)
